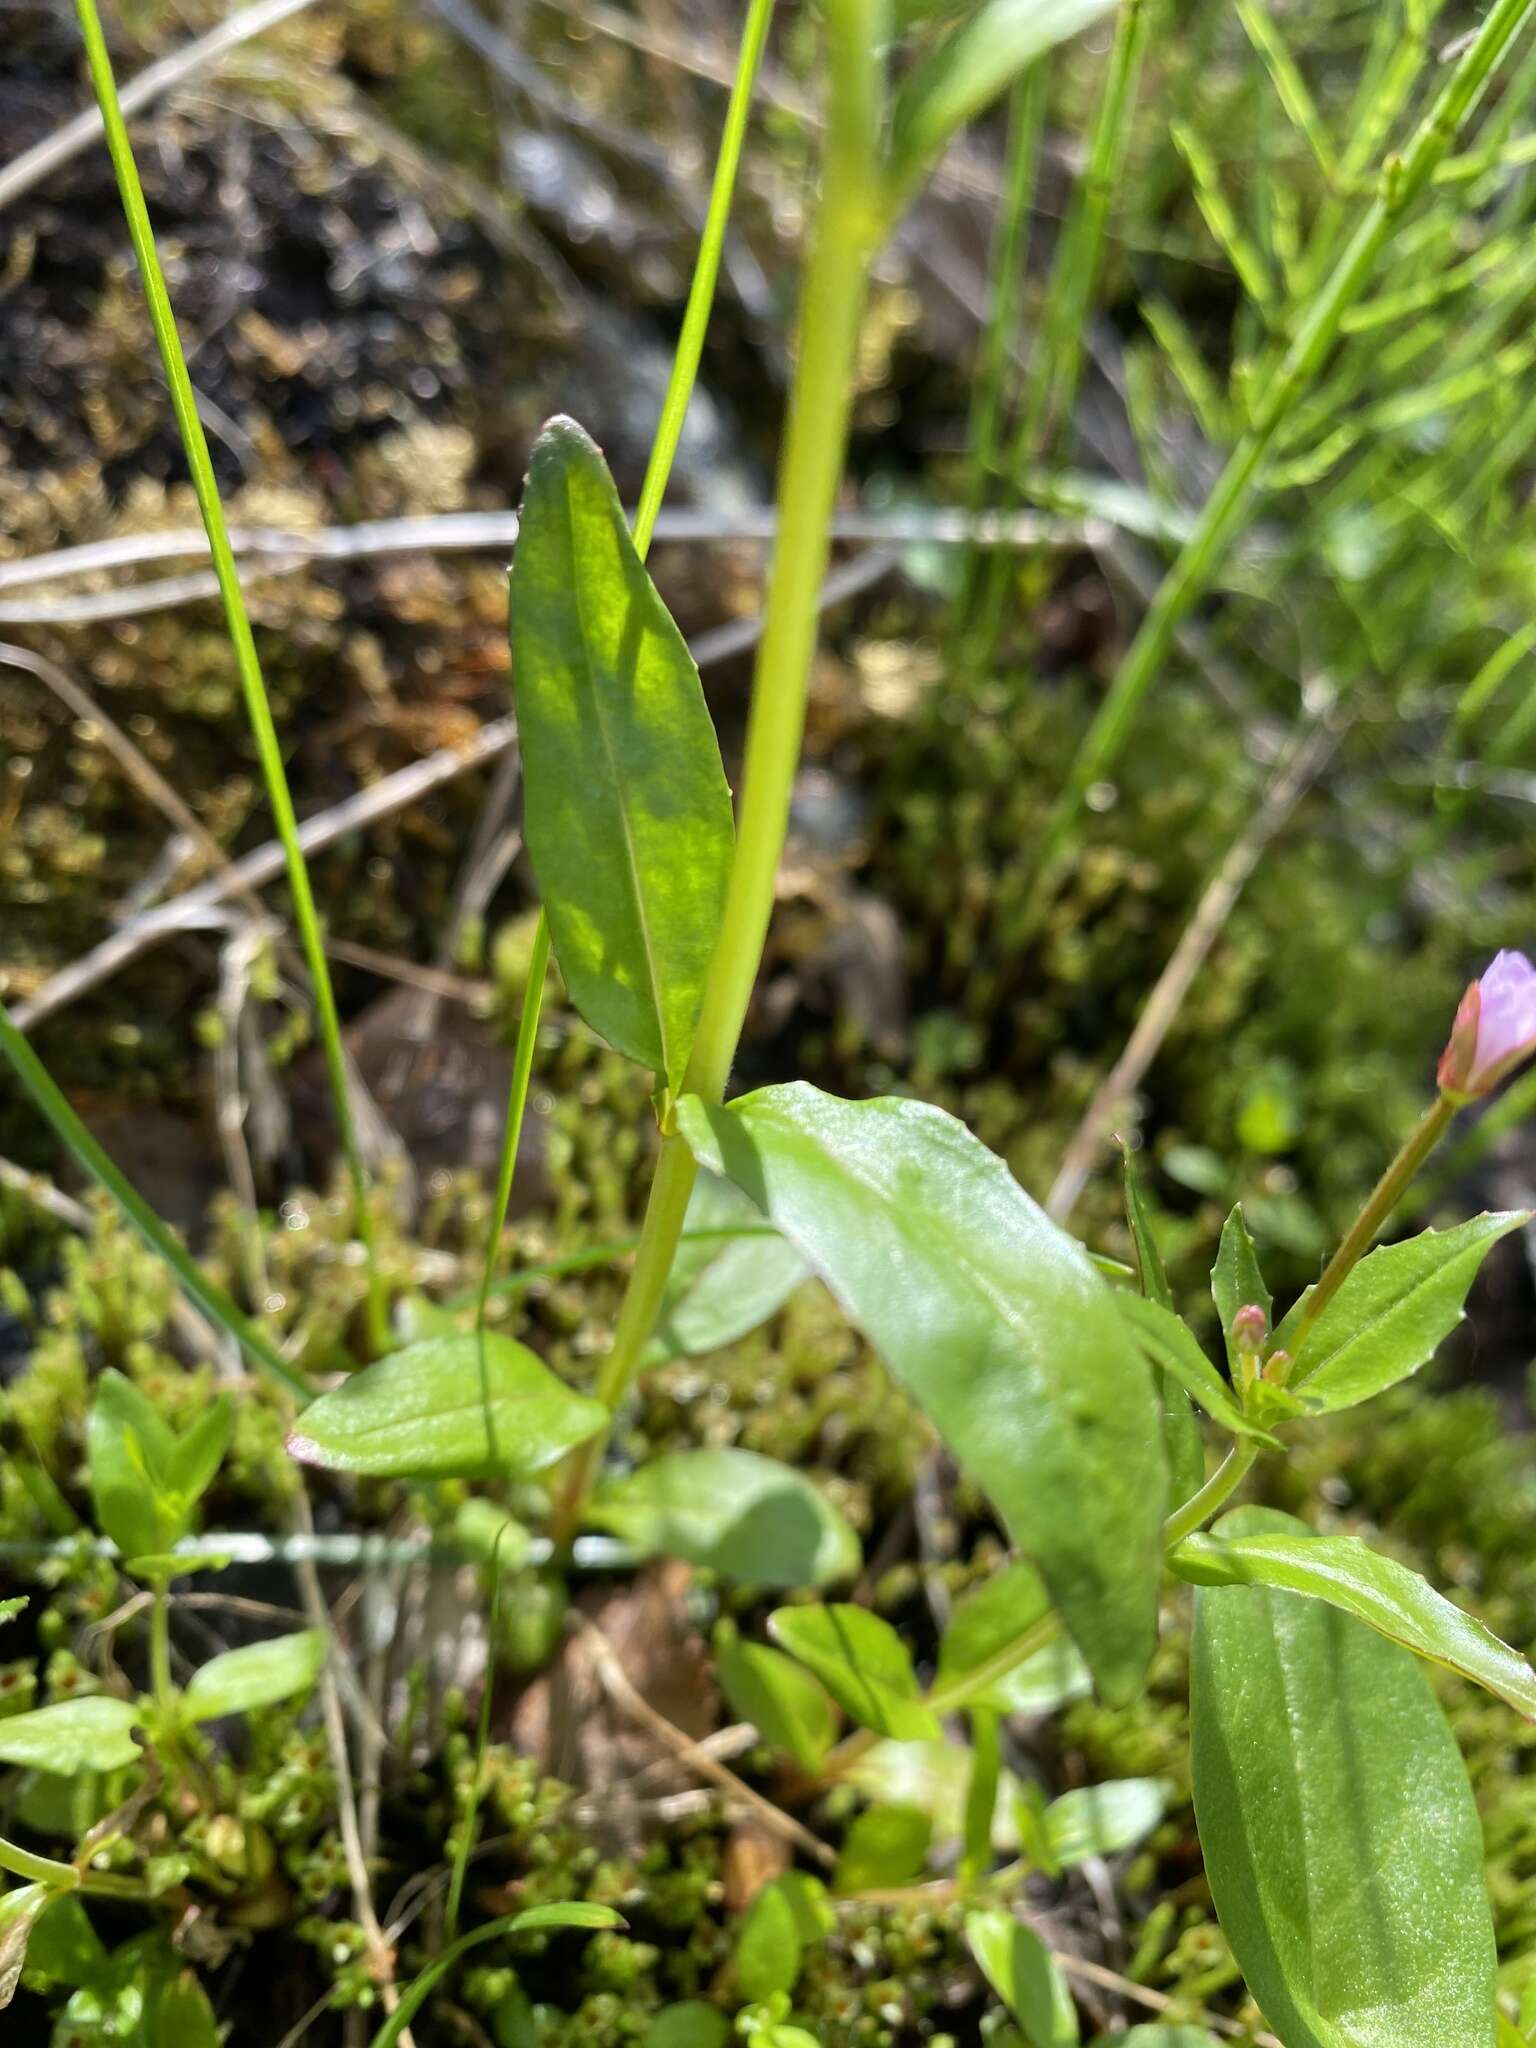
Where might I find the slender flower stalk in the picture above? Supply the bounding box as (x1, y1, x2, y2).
(552, 0, 886, 1539)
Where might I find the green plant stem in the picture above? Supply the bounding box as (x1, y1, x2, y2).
(71, 0, 386, 1357)
(550, 0, 884, 1542)
(473, 918, 551, 1334)
(1025, 0, 1536, 903)
(956, 65, 1046, 617)
(631, 0, 776, 556)
(478, 0, 774, 1359)
(0, 1006, 313, 1402)
(0, 1836, 80, 1889)
(1289, 1093, 1457, 1349)
(1162, 1441, 1258, 1549)
(827, 1432, 1267, 1781)
(149, 1585, 174, 1716)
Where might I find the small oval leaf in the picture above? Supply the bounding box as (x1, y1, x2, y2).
(0, 1697, 141, 1776)
(648, 1172, 809, 1363)
(715, 1630, 839, 1771)
(286, 1334, 605, 1481)
(183, 1630, 328, 1724)
(768, 1604, 940, 1741)
(588, 1448, 859, 1588)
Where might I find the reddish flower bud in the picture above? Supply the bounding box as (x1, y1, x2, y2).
(1437, 950, 1536, 1101)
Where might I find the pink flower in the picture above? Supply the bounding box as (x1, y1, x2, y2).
(1437, 950, 1536, 1100)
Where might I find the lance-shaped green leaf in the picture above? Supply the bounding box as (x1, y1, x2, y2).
(0, 1884, 53, 2013)
(183, 1630, 328, 1724)
(1172, 1526, 1536, 1719)
(1122, 1148, 1173, 1309)
(0, 1697, 141, 1776)
(965, 1908, 1080, 2047)
(1116, 1296, 1278, 1446)
(769, 1604, 941, 1741)
(647, 1172, 810, 1363)
(286, 1333, 605, 1481)
(1191, 1507, 1496, 2048)
(678, 1085, 1166, 1703)
(508, 416, 734, 1091)
(1211, 1204, 1271, 1370)
(888, 0, 1121, 207)
(588, 1448, 859, 1588)
(1276, 1211, 1526, 1411)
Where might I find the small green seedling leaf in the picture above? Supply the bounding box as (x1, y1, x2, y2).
(87, 1372, 177, 1561)
(182, 1630, 328, 1723)
(1172, 1524, 1536, 1719)
(1278, 1211, 1526, 1410)
(588, 1448, 859, 1588)
(155, 1966, 220, 2048)
(769, 1604, 940, 1741)
(19, 1894, 106, 1992)
(0, 1600, 25, 1628)
(888, 0, 1121, 207)
(1115, 1296, 1279, 1445)
(1211, 1204, 1271, 1370)
(935, 1562, 1091, 1717)
(648, 1172, 810, 1363)
(679, 1085, 1166, 1704)
(0, 1697, 141, 1775)
(1042, 1778, 1167, 1868)
(965, 1907, 1080, 2047)
(160, 1400, 233, 1518)
(1192, 1507, 1496, 2048)
(715, 1628, 839, 1771)
(505, 1903, 624, 1932)
(286, 1333, 606, 1480)
(0, 1884, 53, 2012)
(735, 1880, 803, 2002)
(642, 2003, 731, 2048)
(833, 1803, 932, 1893)
(509, 416, 734, 1092)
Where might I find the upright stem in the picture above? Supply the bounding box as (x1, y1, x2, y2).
(479, 0, 774, 1347)
(473, 917, 550, 1334)
(72, 0, 386, 1355)
(1025, 0, 1536, 903)
(1289, 1093, 1456, 1349)
(150, 1584, 174, 1715)
(552, 0, 885, 1537)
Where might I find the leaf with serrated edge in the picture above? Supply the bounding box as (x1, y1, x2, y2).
(1278, 1211, 1526, 1410)
(1172, 1526, 1536, 1718)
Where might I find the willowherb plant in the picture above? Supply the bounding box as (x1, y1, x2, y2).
(4, 0, 1536, 2040)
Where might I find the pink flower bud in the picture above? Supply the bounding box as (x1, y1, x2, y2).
(1230, 1304, 1268, 1352)
(1437, 950, 1536, 1101)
